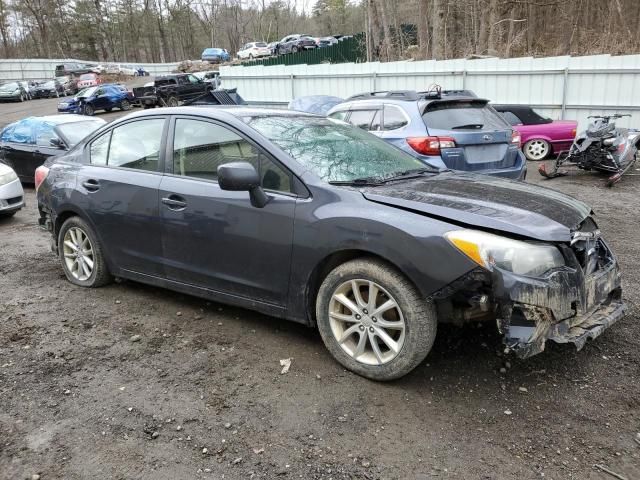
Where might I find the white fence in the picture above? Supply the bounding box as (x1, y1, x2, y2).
(0, 58, 179, 81)
(219, 54, 640, 129)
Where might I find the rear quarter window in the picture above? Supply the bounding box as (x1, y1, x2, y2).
(423, 101, 509, 131)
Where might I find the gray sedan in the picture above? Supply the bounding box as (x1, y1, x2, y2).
(36, 107, 625, 380)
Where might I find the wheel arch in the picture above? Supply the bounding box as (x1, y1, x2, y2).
(303, 248, 421, 327)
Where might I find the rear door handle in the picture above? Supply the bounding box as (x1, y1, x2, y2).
(82, 179, 100, 192)
(162, 194, 187, 210)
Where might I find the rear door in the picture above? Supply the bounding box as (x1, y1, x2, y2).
(422, 100, 519, 172)
(77, 117, 167, 276)
(0, 119, 39, 181)
(159, 115, 296, 307)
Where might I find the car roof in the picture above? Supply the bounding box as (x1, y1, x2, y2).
(343, 89, 481, 107)
(116, 106, 318, 123)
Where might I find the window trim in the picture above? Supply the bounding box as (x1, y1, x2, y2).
(85, 116, 169, 173)
(165, 115, 306, 198)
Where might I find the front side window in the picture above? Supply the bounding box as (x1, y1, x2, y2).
(172, 118, 292, 193)
(246, 116, 428, 183)
(89, 119, 164, 170)
(188, 74, 200, 84)
(328, 110, 348, 121)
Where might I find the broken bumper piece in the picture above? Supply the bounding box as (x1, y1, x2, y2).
(494, 251, 625, 358)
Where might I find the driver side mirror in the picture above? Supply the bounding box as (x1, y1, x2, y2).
(217, 161, 270, 208)
(49, 137, 65, 149)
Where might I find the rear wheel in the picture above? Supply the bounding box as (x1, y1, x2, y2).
(316, 258, 437, 381)
(523, 139, 551, 161)
(292, 46, 298, 53)
(58, 217, 112, 288)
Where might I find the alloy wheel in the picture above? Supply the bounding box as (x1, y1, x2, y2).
(328, 279, 406, 366)
(62, 227, 95, 282)
(524, 139, 550, 160)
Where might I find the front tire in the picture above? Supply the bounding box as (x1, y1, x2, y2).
(523, 139, 551, 161)
(83, 104, 94, 116)
(58, 217, 112, 288)
(120, 99, 131, 111)
(166, 96, 179, 107)
(316, 258, 437, 381)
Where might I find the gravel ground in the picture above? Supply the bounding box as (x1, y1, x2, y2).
(0, 98, 639, 480)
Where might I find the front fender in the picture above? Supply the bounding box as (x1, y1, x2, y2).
(285, 185, 478, 323)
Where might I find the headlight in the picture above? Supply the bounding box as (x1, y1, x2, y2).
(444, 229, 565, 277)
(0, 169, 18, 186)
(602, 137, 616, 146)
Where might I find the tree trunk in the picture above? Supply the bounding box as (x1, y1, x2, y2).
(431, 0, 445, 59)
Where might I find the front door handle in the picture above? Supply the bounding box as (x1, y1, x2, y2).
(162, 194, 187, 210)
(82, 179, 100, 192)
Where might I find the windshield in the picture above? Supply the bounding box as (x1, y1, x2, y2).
(0, 82, 18, 91)
(423, 101, 508, 130)
(246, 116, 429, 183)
(56, 120, 105, 146)
(77, 87, 97, 98)
(79, 74, 94, 80)
(255, 42, 267, 47)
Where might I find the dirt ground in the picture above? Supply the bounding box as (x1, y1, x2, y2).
(0, 98, 639, 480)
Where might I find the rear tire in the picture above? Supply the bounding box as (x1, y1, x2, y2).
(58, 216, 112, 288)
(523, 139, 551, 161)
(315, 258, 437, 381)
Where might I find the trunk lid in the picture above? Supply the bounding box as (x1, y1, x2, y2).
(360, 172, 591, 242)
(423, 99, 519, 171)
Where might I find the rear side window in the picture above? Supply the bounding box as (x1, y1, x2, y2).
(423, 101, 508, 131)
(500, 111, 522, 126)
(89, 119, 165, 171)
(348, 110, 378, 130)
(383, 105, 408, 130)
(328, 110, 348, 121)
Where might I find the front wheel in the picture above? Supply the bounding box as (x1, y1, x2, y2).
(120, 99, 131, 111)
(83, 104, 94, 116)
(523, 139, 551, 161)
(316, 258, 437, 381)
(58, 216, 112, 288)
(166, 96, 179, 107)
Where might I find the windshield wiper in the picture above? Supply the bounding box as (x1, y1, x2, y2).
(328, 177, 384, 186)
(451, 123, 483, 129)
(379, 167, 437, 182)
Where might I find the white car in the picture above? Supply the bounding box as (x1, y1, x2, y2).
(0, 163, 24, 217)
(105, 64, 137, 76)
(237, 42, 271, 60)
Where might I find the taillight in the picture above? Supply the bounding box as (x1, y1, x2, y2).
(34, 165, 49, 191)
(511, 130, 521, 147)
(407, 136, 456, 155)
(571, 128, 577, 136)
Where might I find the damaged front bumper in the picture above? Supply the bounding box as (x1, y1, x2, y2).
(493, 241, 625, 358)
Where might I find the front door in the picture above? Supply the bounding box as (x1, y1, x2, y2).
(159, 116, 296, 307)
(77, 117, 167, 276)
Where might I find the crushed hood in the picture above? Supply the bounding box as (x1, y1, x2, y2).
(361, 172, 591, 242)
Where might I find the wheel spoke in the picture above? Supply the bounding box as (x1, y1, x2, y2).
(83, 256, 94, 270)
(64, 252, 75, 258)
(373, 326, 400, 353)
(80, 259, 91, 278)
(353, 331, 367, 358)
(368, 331, 383, 364)
(64, 240, 77, 251)
(351, 280, 366, 308)
(329, 311, 359, 323)
(372, 299, 396, 317)
(375, 318, 405, 330)
(367, 281, 379, 311)
(333, 293, 360, 315)
(338, 324, 361, 344)
(69, 229, 78, 245)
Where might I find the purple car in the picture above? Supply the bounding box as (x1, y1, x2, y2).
(494, 105, 577, 161)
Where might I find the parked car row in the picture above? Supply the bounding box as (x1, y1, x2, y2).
(0, 77, 79, 102)
(55, 62, 149, 78)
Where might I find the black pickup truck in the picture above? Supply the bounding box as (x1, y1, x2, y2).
(132, 73, 211, 108)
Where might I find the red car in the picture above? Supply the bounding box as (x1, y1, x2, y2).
(76, 73, 101, 89)
(493, 105, 577, 161)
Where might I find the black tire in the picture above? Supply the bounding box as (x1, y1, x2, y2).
(58, 216, 112, 288)
(83, 104, 94, 116)
(292, 46, 298, 53)
(120, 99, 131, 111)
(166, 96, 179, 107)
(0, 210, 17, 218)
(523, 139, 551, 161)
(315, 258, 437, 381)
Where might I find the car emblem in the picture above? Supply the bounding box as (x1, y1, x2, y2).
(482, 134, 492, 141)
